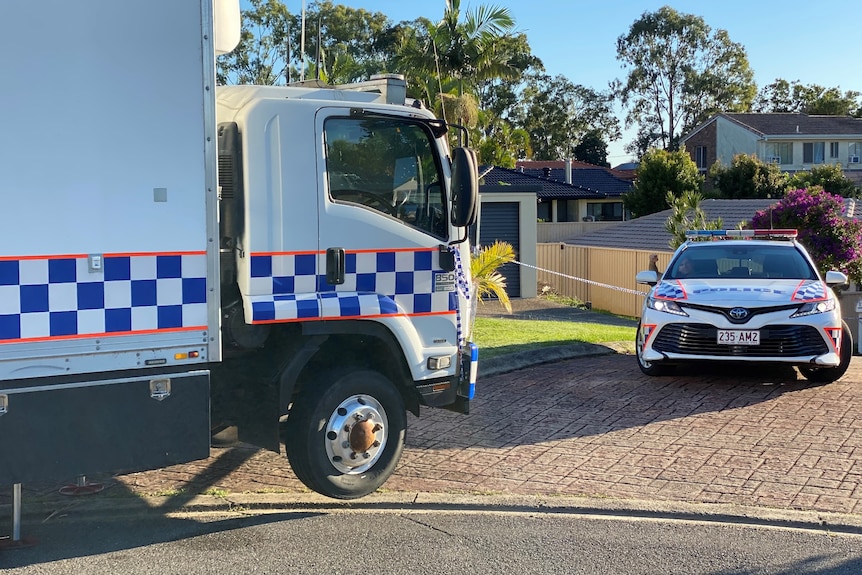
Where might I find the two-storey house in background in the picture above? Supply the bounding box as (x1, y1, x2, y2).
(682, 113, 862, 186)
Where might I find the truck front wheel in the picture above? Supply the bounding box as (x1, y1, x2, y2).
(284, 369, 406, 499)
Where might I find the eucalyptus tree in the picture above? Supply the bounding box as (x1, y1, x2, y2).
(473, 112, 532, 167)
(615, 6, 756, 153)
(217, 0, 395, 86)
(293, 0, 396, 84)
(754, 79, 862, 116)
(514, 73, 620, 161)
(573, 130, 611, 167)
(217, 0, 292, 85)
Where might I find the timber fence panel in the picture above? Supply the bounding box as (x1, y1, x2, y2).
(537, 222, 622, 243)
(536, 244, 673, 317)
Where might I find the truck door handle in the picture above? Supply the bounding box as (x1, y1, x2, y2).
(326, 247, 345, 285)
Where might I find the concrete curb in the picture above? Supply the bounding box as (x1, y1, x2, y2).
(479, 341, 635, 376)
(5, 491, 861, 536)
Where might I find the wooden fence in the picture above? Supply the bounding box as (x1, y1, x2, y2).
(537, 221, 622, 243)
(536, 244, 672, 317)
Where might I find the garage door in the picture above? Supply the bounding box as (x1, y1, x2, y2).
(479, 201, 521, 298)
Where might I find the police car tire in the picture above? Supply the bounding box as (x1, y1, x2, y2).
(798, 322, 853, 384)
(636, 321, 667, 376)
(284, 368, 406, 500)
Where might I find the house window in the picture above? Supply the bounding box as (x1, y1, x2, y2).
(830, 142, 840, 159)
(803, 142, 825, 164)
(556, 201, 568, 222)
(586, 202, 623, 221)
(537, 200, 551, 222)
(695, 146, 708, 169)
(850, 142, 862, 164)
(764, 142, 792, 165)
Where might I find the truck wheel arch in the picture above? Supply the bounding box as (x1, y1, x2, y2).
(282, 320, 421, 417)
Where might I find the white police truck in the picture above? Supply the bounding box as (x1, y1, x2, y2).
(0, 0, 479, 508)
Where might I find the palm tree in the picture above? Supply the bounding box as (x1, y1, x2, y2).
(664, 191, 724, 249)
(392, 2, 517, 116)
(434, 0, 517, 97)
(471, 240, 516, 313)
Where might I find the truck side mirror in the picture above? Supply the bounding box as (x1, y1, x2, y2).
(213, 0, 241, 54)
(451, 147, 478, 228)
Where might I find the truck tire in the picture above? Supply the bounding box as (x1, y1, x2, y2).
(798, 321, 853, 384)
(283, 368, 406, 499)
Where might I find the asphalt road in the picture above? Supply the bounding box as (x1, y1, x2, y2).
(3, 297, 861, 570)
(2, 506, 861, 574)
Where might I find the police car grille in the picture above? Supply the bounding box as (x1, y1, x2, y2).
(653, 324, 829, 357)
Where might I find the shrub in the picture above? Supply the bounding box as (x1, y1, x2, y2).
(750, 187, 862, 283)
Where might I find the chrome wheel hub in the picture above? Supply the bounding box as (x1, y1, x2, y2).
(324, 394, 388, 474)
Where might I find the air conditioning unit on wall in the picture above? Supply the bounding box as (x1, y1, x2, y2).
(850, 156, 860, 164)
(767, 156, 781, 164)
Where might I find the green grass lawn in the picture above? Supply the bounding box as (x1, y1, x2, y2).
(472, 316, 636, 360)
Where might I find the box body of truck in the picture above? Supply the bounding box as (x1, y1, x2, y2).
(0, 0, 221, 484)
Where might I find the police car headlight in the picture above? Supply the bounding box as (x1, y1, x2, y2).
(791, 299, 836, 318)
(647, 297, 688, 316)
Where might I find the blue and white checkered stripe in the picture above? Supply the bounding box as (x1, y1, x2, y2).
(0, 253, 208, 342)
(792, 280, 827, 302)
(449, 246, 471, 348)
(655, 281, 686, 300)
(246, 249, 457, 322)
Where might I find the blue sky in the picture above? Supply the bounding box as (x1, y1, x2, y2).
(271, 1, 860, 165)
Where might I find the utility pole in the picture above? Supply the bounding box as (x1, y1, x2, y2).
(300, 0, 306, 81)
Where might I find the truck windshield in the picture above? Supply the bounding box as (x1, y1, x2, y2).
(324, 116, 447, 238)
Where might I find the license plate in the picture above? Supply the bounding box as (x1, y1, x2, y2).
(717, 329, 760, 345)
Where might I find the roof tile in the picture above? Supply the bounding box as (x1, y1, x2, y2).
(480, 165, 605, 199)
(563, 199, 777, 252)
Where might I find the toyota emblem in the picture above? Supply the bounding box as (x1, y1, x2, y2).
(729, 307, 749, 320)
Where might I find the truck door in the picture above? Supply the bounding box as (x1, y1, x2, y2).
(315, 109, 457, 357)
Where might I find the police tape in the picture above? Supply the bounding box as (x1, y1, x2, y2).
(510, 260, 650, 297)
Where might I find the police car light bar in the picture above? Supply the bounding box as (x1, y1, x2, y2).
(684, 229, 798, 239)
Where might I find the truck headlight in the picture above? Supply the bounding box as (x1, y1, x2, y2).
(647, 297, 688, 317)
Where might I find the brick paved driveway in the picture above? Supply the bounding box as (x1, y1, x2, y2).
(116, 355, 862, 516)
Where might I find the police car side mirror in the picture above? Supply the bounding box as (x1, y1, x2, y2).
(636, 270, 659, 286)
(825, 270, 848, 286)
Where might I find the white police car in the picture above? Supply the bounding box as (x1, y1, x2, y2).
(635, 229, 852, 383)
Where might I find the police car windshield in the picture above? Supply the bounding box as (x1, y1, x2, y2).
(667, 244, 817, 280)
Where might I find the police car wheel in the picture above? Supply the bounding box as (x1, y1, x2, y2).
(799, 322, 853, 384)
(636, 321, 667, 376)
